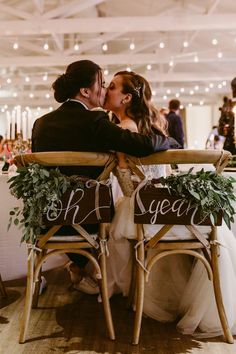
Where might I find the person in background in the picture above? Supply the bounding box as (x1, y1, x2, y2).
(32, 60, 179, 294)
(0, 135, 4, 154)
(166, 99, 184, 148)
(218, 79, 236, 155)
(205, 125, 225, 150)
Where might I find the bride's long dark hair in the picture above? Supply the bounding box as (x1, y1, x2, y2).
(114, 70, 168, 136)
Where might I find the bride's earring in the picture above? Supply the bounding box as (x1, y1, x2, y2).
(121, 99, 125, 104)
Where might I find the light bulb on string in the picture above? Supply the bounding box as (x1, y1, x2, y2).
(13, 42, 19, 50)
(74, 43, 79, 51)
(102, 43, 108, 51)
(43, 42, 49, 50)
(129, 42, 135, 50)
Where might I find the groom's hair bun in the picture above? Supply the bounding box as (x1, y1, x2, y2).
(52, 60, 101, 103)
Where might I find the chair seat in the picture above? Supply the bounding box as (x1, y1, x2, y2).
(144, 224, 211, 241)
(47, 234, 98, 242)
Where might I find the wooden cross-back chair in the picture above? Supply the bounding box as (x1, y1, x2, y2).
(125, 149, 234, 345)
(13, 151, 117, 344)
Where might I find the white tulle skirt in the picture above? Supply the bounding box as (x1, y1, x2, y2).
(106, 195, 236, 337)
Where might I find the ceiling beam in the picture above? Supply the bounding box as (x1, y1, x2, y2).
(1, 14, 236, 35)
(0, 53, 235, 67)
(42, 0, 105, 19)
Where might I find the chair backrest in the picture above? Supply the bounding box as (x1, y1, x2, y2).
(14, 151, 116, 180)
(13, 151, 117, 226)
(126, 149, 231, 178)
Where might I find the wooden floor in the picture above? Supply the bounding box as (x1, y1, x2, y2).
(0, 266, 236, 354)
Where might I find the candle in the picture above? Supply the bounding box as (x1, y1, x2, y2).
(22, 111, 27, 141)
(6, 111, 11, 140)
(11, 110, 16, 140)
(16, 106, 21, 133)
(27, 110, 32, 139)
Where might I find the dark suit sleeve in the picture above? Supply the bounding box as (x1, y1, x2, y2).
(93, 113, 180, 156)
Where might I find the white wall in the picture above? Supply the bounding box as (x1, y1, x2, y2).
(185, 105, 213, 149)
(0, 113, 7, 138)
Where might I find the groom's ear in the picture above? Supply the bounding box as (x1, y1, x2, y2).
(80, 88, 90, 98)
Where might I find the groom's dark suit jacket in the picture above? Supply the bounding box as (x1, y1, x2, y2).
(32, 100, 179, 177)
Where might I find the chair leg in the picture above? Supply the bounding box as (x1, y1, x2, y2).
(127, 240, 136, 309)
(0, 273, 7, 298)
(132, 225, 145, 345)
(19, 252, 35, 343)
(32, 251, 45, 308)
(211, 237, 234, 344)
(99, 249, 115, 340)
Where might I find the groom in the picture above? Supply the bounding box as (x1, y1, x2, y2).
(32, 60, 179, 293)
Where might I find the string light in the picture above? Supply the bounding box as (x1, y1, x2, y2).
(169, 60, 174, 67)
(13, 42, 19, 50)
(180, 87, 185, 93)
(209, 83, 214, 88)
(200, 100, 204, 105)
(217, 51, 223, 58)
(194, 85, 199, 91)
(166, 89, 171, 94)
(43, 42, 49, 50)
(104, 69, 109, 76)
(146, 64, 152, 70)
(190, 90, 194, 95)
(129, 42, 135, 50)
(194, 55, 199, 62)
(102, 43, 108, 51)
(163, 95, 167, 100)
(175, 93, 180, 98)
(205, 87, 209, 92)
(212, 38, 218, 45)
(29, 93, 34, 98)
(43, 73, 48, 81)
(45, 93, 50, 99)
(74, 43, 79, 51)
(183, 41, 189, 48)
(6, 78, 11, 84)
(25, 76, 30, 82)
(159, 42, 165, 49)
(126, 67, 131, 72)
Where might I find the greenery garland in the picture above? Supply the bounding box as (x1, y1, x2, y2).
(8, 163, 72, 243)
(159, 168, 236, 229)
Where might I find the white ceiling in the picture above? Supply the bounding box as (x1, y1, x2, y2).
(0, 0, 236, 110)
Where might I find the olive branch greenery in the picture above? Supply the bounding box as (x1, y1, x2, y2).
(7, 163, 81, 244)
(159, 168, 236, 229)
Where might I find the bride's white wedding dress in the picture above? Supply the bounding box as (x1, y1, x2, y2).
(106, 164, 236, 338)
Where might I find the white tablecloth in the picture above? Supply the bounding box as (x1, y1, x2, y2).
(0, 173, 67, 281)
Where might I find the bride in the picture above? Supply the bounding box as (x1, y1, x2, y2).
(103, 70, 236, 338)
